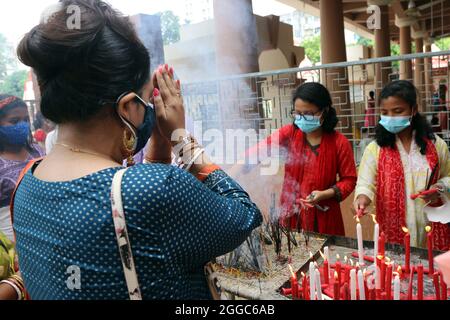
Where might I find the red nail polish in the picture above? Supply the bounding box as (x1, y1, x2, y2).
(177, 79, 181, 87)
(169, 67, 174, 76)
(165, 64, 169, 72)
(158, 67, 163, 74)
(153, 88, 160, 97)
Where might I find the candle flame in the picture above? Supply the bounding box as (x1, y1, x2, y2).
(309, 251, 314, 259)
(385, 257, 391, 264)
(425, 226, 432, 233)
(289, 264, 296, 279)
(344, 256, 348, 263)
(402, 226, 409, 234)
(334, 271, 338, 280)
(355, 216, 361, 224)
(301, 272, 306, 277)
(336, 253, 341, 261)
(377, 255, 384, 261)
(397, 266, 402, 273)
(371, 214, 378, 224)
(319, 250, 326, 260)
(350, 259, 354, 267)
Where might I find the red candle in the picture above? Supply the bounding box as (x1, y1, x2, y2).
(433, 272, 441, 300)
(323, 259, 330, 285)
(417, 264, 424, 300)
(385, 263, 393, 300)
(344, 266, 350, 286)
(341, 283, 349, 300)
(441, 273, 448, 301)
(380, 257, 386, 291)
(334, 271, 340, 300)
(407, 266, 415, 300)
(426, 226, 434, 276)
(302, 272, 308, 300)
(402, 227, 411, 274)
(378, 232, 386, 257)
(336, 255, 342, 287)
(289, 265, 298, 299)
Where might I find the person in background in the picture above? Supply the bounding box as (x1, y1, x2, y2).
(244, 82, 357, 236)
(0, 95, 44, 241)
(354, 80, 450, 250)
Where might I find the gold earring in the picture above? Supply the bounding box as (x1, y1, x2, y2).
(123, 129, 136, 167)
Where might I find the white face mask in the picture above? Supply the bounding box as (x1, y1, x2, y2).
(424, 194, 450, 224)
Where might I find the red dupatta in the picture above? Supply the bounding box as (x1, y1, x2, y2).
(376, 139, 450, 250)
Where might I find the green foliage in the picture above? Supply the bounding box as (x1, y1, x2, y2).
(158, 11, 181, 45)
(301, 35, 321, 65)
(435, 37, 450, 51)
(0, 70, 28, 98)
(356, 36, 374, 48)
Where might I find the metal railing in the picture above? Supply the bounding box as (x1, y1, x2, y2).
(182, 50, 450, 164)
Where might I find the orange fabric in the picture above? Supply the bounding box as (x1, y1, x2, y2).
(196, 165, 221, 182)
(376, 140, 450, 250)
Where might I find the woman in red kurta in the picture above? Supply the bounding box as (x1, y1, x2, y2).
(247, 83, 357, 236)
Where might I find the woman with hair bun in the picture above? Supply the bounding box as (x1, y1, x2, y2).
(245, 82, 357, 236)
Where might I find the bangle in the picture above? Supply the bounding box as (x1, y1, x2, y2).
(0, 280, 22, 300)
(173, 135, 195, 156)
(183, 148, 205, 172)
(196, 165, 221, 182)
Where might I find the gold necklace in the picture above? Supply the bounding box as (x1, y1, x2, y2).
(55, 143, 115, 162)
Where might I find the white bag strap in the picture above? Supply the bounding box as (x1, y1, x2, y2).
(110, 168, 142, 300)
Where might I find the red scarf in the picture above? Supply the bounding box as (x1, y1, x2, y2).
(376, 139, 450, 250)
(280, 128, 338, 230)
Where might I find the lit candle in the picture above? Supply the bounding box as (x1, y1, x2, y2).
(301, 272, 308, 300)
(315, 269, 323, 300)
(407, 266, 415, 300)
(417, 264, 424, 300)
(371, 215, 379, 262)
(379, 256, 386, 291)
(402, 227, 411, 274)
(350, 269, 357, 300)
(334, 271, 340, 300)
(320, 250, 329, 285)
(356, 217, 365, 266)
(324, 246, 330, 279)
(375, 263, 381, 290)
(363, 269, 369, 300)
(426, 226, 434, 275)
(289, 265, 298, 299)
(393, 275, 401, 300)
(309, 262, 316, 300)
(433, 272, 441, 300)
(379, 232, 386, 257)
(385, 262, 393, 300)
(358, 269, 366, 300)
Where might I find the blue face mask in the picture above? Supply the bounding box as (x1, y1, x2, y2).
(294, 115, 322, 134)
(0, 121, 30, 146)
(379, 115, 412, 134)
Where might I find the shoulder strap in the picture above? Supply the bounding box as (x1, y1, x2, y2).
(9, 157, 44, 230)
(110, 168, 143, 301)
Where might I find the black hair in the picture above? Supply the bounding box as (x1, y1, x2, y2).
(0, 95, 33, 152)
(17, 0, 150, 124)
(369, 91, 375, 99)
(375, 80, 435, 155)
(292, 82, 339, 133)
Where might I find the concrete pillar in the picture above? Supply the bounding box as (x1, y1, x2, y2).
(213, 0, 259, 75)
(414, 36, 425, 112)
(399, 26, 413, 80)
(371, 1, 391, 90)
(424, 40, 434, 111)
(320, 0, 352, 134)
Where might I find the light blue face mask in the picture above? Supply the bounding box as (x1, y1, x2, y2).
(294, 115, 322, 134)
(379, 115, 412, 134)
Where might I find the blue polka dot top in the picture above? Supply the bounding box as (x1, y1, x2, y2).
(13, 163, 262, 300)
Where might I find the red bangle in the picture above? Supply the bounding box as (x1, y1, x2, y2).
(196, 165, 221, 182)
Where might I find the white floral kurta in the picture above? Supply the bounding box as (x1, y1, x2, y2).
(356, 134, 450, 247)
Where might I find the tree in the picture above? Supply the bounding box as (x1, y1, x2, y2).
(0, 70, 28, 98)
(158, 11, 181, 45)
(0, 34, 15, 84)
(435, 37, 450, 51)
(301, 35, 321, 65)
(356, 36, 374, 48)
